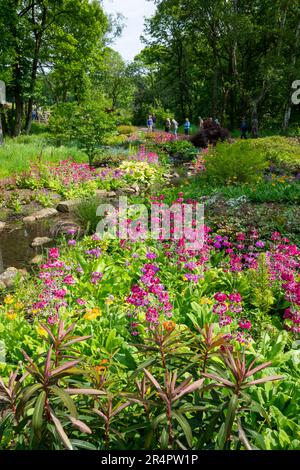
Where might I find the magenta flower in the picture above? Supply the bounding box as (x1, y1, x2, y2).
(49, 248, 59, 260)
(214, 292, 228, 303)
(238, 320, 252, 330)
(63, 275, 76, 285)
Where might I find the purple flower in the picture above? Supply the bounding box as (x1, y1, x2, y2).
(91, 272, 103, 284)
(68, 239, 76, 247)
(146, 252, 157, 259)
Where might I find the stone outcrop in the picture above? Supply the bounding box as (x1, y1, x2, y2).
(23, 208, 58, 224)
(0, 267, 28, 289)
(31, 237, 52, 248)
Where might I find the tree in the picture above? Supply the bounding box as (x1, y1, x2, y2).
(0, 0, 108, 136)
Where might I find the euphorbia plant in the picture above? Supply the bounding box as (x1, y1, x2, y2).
(0, 321, 102, 450)
(142, 368, 204, 449)
(202, 347, 283, 450)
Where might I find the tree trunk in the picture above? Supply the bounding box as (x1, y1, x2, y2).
(25, 5, 48, 134)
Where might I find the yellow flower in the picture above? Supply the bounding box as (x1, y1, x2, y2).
(200, 297, 213, 305)
(37, 326, 48, 337)
(15, 302, 24, 310)
(84, 307, 102, 321)
(4, 295, 14, 305)
(6, 310, 17, 320)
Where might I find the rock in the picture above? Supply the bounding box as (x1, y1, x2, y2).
(131, 183, 140, 194)
(31, 237, 52, 248)
(121, 187, 136, 194)
(56, 199, 81, 213)
(0, 267, 28, 288)
(0, 221, 5, 232)
(23, 208, 58, 224)
(95, 190, 117, 199)
(30, 255, 43, 265)
(50, 220, 83, 238)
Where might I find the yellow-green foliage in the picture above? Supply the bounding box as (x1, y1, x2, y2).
(251, 137, 300, 173)
(205, 141, 268, 184)
(247, 253, 275, 315)
(117, 125, 138, 135)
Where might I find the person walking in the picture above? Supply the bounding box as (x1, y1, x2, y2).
(240, 118, 248, 139)
(152, 114, 157, 130)
(199, 116, 204, 130)
(165, 117, 171, 133)
(147, 115, 153, 132)
(172, 118, 178, 137)
(184, 118, 191, 136)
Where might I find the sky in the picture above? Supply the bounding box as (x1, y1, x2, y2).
(102, 0, 156, 61)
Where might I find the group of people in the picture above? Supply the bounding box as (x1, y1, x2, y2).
(147, 113, 258, 139)
(147, 115, 192, 136)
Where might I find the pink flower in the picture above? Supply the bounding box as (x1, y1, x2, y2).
(49, 248, 59, 259)
(229, 293, 242, 303)
(238, 320, 252, 330)
(63, 275, 76, 285)
(214, 292, 228, 303)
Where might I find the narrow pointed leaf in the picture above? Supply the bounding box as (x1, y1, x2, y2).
(244, 362, 272, 378)
(173, 378, 204, 401)
(32, 391, 46, 433)
(69, 416, 92, 434)
(49, 360, 80, 377)
(50, 386, 77, 418)
(50, 411, 73, 450)
(143, 369, 167, 402)
(173, 411, 193, 448)
(244, 375, 283, 387)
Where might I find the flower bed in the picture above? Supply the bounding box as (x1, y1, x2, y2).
(0, 191, 299, 450)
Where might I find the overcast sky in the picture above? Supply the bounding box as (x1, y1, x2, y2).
(102, 0, 156, 61)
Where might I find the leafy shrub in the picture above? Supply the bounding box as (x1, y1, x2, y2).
(205, 142, 268, 184)
(162, 140, 199, 161)
(252, 136, 300, 174)
(117, 125, 138, 135)
(50, 102, 116, 168)
(119, 161, 161, 185)
(103, 134, 129, 146)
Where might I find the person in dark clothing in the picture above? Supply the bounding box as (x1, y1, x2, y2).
(152, 114, 157, 130)
(165, 118, 171, 133)
(240, 118, 248, 139)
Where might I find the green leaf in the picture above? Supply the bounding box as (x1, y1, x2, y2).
(32, 391, 46, 434)
(50, 386, 78, 418)
(173, 411, 193, 448)
(224, 394, 239, 443)
(70, 439, 97, 450)
(160, 427, 169, 450)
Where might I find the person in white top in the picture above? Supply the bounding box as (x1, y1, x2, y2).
(172, 118, 178, 136)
